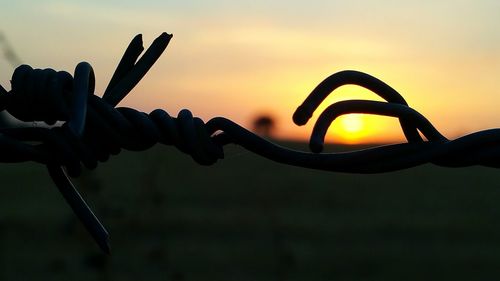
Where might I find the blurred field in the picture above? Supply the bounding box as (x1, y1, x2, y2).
(1, 141, 500, 281)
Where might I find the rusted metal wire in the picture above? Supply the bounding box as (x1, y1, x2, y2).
(0, 32, 495, 253)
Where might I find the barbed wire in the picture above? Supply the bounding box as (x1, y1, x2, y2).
(0, 32, 497, 253)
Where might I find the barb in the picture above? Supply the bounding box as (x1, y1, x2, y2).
(0, 32, 497, 253)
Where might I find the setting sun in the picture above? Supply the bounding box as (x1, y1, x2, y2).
(333, 114, 367, 144)
(341, 114, 363, 133)
(323, 113, 404, 145)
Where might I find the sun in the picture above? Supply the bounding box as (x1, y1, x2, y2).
(332, 114, 367, 144)
(340, 114, 363, 133)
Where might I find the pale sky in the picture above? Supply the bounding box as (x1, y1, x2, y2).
(1, 0, 499, 143)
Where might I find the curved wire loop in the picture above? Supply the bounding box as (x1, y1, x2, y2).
(0, 32, 497, 253)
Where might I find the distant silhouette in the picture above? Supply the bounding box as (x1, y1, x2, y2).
(252, 114, 276, 137)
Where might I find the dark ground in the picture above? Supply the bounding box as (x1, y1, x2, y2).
(0, 141, 499, 281)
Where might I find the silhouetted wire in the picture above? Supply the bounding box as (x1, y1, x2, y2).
(0, 32, 497, 253)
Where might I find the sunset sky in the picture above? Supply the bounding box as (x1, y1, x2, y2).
(1, 1, 499, 144)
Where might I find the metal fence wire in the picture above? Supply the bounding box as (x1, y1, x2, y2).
(0, 32, 498, 253)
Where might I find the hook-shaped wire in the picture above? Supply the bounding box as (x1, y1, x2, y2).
(309, 100, 448, 153)
(292, 70, 423, 143)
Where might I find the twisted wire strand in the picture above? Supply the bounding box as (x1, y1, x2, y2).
(0, 32, 497, 253)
